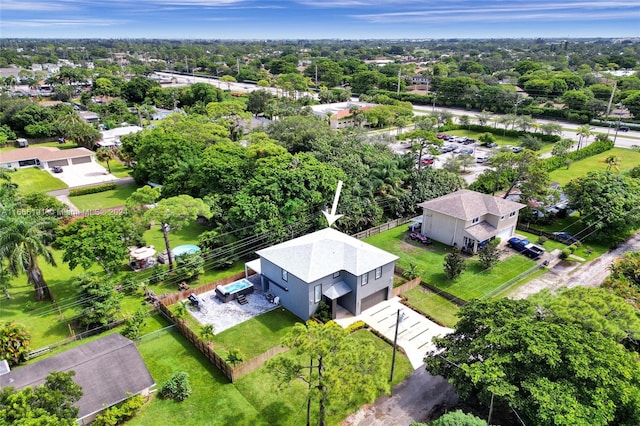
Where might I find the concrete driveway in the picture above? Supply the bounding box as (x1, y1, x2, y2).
(335, 297, 454, 369)
(47, 162, 117, 187)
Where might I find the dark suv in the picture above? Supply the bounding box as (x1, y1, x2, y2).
(52, 166, 63, 173)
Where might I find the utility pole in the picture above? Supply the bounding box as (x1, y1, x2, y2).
(237, 58, 240, 76)
(315, 64, 318, 86)
(389, 309, 402, 382)
(397, 67, 402, 96)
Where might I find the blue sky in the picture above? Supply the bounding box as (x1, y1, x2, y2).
(2, 0, 639, 39)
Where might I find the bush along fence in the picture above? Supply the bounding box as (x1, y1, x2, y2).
(391, 266, 423, 297)
(154, 272, 289, 383)
(542, 139, 614, 172)
(68, 183, 117, 196)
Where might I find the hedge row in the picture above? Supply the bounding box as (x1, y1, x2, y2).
(69, 183, 117, 197)
(543, 139, 614, 172)
(439, 124, 562, 143)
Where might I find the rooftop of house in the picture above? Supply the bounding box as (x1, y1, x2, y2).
(1, 146, 94, 163)
(0, 333, 154, 421)
(331, 106, 372, 120)
(256, 227, 398, 283)
(418, 189, 525, 221)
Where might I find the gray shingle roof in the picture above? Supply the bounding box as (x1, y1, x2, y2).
(0, 333, 154, 421)
(418, 189, 525, 221)
(256, 228, 398, 283)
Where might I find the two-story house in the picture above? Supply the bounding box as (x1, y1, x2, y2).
(252, 228, 398, 320)
(418, 190, 525, 253)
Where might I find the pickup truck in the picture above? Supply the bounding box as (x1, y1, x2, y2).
(507, 237, 545, 259)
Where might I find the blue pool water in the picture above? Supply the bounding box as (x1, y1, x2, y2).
(172, 244, 200, 257)
(218, 279, 253, 294)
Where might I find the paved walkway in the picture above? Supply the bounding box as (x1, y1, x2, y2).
(335, 297, 454, 369)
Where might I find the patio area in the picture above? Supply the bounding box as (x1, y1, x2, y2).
(186, 275, 278, 334)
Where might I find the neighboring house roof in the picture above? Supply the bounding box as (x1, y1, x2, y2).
(331, 106, 372, 121)
(1, 146, 93, 163)
(256, 228, 398, 283)
(418, 189, 525, 221)
(0, 334, 154, 421)
(100, 125, 143, 140)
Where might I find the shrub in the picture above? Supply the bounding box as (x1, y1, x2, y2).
(69, 183, 117, 197)
(93, 394, 145, 426)
(537, 235, 548, 245)
(0, 322, 32, 366)
(402, 263, 420, 280)
(314, 300, 332, 323)
(226, 349, 244, 367)
(346, 321, 366, 333)
(121, 309, 148, 340)
(560, 248, 571, 259)
(173, 252, 204, 283)
(148, 264, 168, 285)
(160, 372, 192, 401)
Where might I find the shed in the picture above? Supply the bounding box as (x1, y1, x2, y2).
(16, 138, 28, 148)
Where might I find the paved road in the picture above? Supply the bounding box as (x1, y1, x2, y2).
(510, 231, 640, 299)
(343, 368, 457, 426)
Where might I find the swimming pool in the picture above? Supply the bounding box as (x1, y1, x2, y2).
(172, 244, 200, 257)
(216, 278, 254, 303)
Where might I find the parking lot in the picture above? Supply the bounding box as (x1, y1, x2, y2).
(47, 162, 117, 187)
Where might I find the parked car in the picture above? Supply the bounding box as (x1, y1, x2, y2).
(408, 222, 422, 232)
(476, 155, 489, 163)
(619, 126, 630, 132)
(511, 146, 524, 153)
(436, 133, 447, 139)
(409, 232, 433, 245)
(507, 237, 545, 259)
(52, 166, 63, 173)
(459, 148, 474, 155)
(462, 138, 476, 145)
(552, 232, 580, 244)
(483, 142, 498, 148)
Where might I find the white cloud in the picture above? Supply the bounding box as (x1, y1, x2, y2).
(2, 18, 127, 28)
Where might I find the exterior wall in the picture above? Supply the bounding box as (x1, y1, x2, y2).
(353, 261, 394, 315)
(422, 210, 464, 247)
(259, 258, 395, 319)
(259, 258, 311, 320)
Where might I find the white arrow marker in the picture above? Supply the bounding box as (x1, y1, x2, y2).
(323, 180, 343, 227)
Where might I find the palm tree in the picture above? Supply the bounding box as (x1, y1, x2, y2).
(96, 147, 115, 173)
(0, 214, 57, 301)
(476, 110, 492, 126)
(576, 124, 593, 150)
(201, 324, 215, 346)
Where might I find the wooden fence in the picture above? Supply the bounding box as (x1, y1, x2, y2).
(392, 272, 422, 297)
(351, 217, 412, 240)
(157, 273, 291, 382)
(516, 223, 577, 244)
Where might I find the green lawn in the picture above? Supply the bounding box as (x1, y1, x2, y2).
(130, 327, 412, 426)
(97, 158, 132, 178)
(212, 308, 299, 359)
(0, 141, 79, 152)
(549, 147, 640, 186)
(365, 226, 537, 301)
(69, 182, 139, 210)
(9, 167, 68, 194)
(403, 286, 459, 327)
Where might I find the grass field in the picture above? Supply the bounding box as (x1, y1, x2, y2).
(9, 167, 68, 194)
(0, 141, 80, 152)
(549, 147, 640, 186)
(403, 286, 460, 327)
(130, 327, 412, 426)
(365, 225, 537, 301)
(69, 182, 139, 210)
(96, 158, 132, 178)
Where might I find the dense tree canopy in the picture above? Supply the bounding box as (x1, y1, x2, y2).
(425, 296, 640, 426)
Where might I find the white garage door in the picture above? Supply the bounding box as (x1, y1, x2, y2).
(496, 226, 514, 242)
(71, 156, 92, 165)
(361, 289, 388, 312)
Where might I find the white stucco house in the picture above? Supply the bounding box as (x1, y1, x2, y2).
(0, 146, 95, 170)
(418, 189, 525, 253)
(246, 228, 398, 320)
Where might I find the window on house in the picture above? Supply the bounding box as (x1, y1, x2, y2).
(314, 284, 322, 303)
(333, 271, 341, 279)
(375, 267, 382, 280)
(509, 211, 516, 218)
(281, 269, 288, 282)
(472, 217, 479, 224)
(361, 273, 368, 286)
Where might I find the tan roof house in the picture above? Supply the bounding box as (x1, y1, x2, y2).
(418, 189, 525, 253)
(1, 146, 94, 170)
